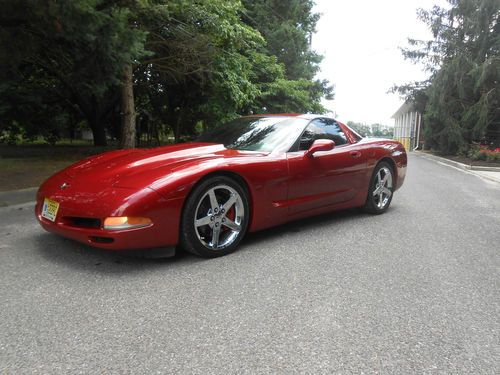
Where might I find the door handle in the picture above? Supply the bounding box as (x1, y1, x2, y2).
(350, 151, 362, 158)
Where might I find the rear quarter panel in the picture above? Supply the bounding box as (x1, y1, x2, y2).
(362, 139, 407, 191)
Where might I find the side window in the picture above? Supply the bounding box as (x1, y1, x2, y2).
(298, 122, 324, 150)
(298, 118, 349, 150)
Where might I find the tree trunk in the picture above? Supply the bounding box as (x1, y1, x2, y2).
(90, 119, 107, 146)
(174, 111, 183, 143)
(120, 65, 136, 149)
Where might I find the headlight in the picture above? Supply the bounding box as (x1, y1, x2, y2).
(103, 216, 152, 230)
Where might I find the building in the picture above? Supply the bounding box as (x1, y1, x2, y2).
(392, 102, 422, 151)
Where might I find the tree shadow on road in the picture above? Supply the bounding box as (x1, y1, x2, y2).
(33, 232, 199, 275)
(34, 207, 375, 274)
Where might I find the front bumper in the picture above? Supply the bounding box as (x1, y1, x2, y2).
(35, 185, 184, 251)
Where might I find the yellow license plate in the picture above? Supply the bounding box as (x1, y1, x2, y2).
(41, 198, 60, 222)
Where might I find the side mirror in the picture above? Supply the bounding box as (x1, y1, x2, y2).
(305, 139, 335, 157)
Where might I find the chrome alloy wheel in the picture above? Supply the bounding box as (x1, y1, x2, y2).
(372, 166, 393, 209)
(194, 184, 245, 250)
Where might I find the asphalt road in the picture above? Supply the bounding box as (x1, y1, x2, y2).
(1, 154, 499, 374)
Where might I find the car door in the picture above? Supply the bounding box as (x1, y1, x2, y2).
(286, 118, 367, 215)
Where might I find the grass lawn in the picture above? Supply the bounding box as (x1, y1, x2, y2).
(0, 158, 80, 191)
(0, 144, 114, 191)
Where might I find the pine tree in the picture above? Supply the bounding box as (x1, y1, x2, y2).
(396, 0, 499, 154)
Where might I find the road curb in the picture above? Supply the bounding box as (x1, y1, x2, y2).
(414, 151, 500, 184)
(0, 187, 37, 207)
(470, 165, 500, 172)
(414, 151, 500, 171)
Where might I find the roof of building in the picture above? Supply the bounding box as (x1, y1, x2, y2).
(391, 101, 416, 119)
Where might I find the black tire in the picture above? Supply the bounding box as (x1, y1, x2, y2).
(364, 161, 394, 214)
(180, 175, 250, 258)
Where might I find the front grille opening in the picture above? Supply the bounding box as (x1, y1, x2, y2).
(64, 217, 101, 229)
(89, 236, 114, 244)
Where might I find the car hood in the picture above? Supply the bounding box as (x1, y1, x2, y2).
(58, 143, 266, 191)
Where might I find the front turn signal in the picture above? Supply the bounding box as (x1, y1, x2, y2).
(103, 216, 152, 230)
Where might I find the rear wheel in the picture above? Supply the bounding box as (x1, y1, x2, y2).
(364, 162, 394, 214)
(180, 176, 249, 257)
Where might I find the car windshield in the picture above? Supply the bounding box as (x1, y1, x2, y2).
(197, 116, 309, 153)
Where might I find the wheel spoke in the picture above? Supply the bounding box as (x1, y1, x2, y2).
(195, 215, 211, 228)
(373, 186, 381, 196)
(222, 218, 240, 231)
(382, 187, 392, 197)
(208, 189, 219, 211)
(381, 173, 389, 186)
(378, 192, 384, 207)
(211, 226, 221, 248)
(221, 194, 237, 213)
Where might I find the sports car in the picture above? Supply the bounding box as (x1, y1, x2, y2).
(36, 114, 407, 257)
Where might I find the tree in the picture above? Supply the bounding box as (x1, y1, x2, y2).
(0, 0, 148, 146)
(0, 0, 335, 147)
(395, 0, 499, 154)
(241, 0, 333, 111)
(133, 0, 267, 141)
(346, 121, 372, 137)
(242, 0, 320, 80)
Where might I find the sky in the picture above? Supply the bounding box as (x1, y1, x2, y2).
(311, 0, 447, 126)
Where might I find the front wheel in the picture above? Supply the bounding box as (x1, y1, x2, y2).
(364, 162, 394, 214)
(180, 176, 249, 258)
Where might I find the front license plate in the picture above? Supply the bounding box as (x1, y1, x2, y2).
(41, 198, 60, 222)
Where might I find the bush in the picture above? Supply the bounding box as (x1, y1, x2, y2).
(479, 152, 488, 161)
(457, 144, 471, 157)
(485, 151, 500, 162)
(467, 145, 482, 160)
(470, 149, 500, 162)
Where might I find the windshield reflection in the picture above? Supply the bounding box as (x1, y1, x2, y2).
(197, 116, 308, 153)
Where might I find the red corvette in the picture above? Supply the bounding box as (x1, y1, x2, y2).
(36, 114, 407, 257)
